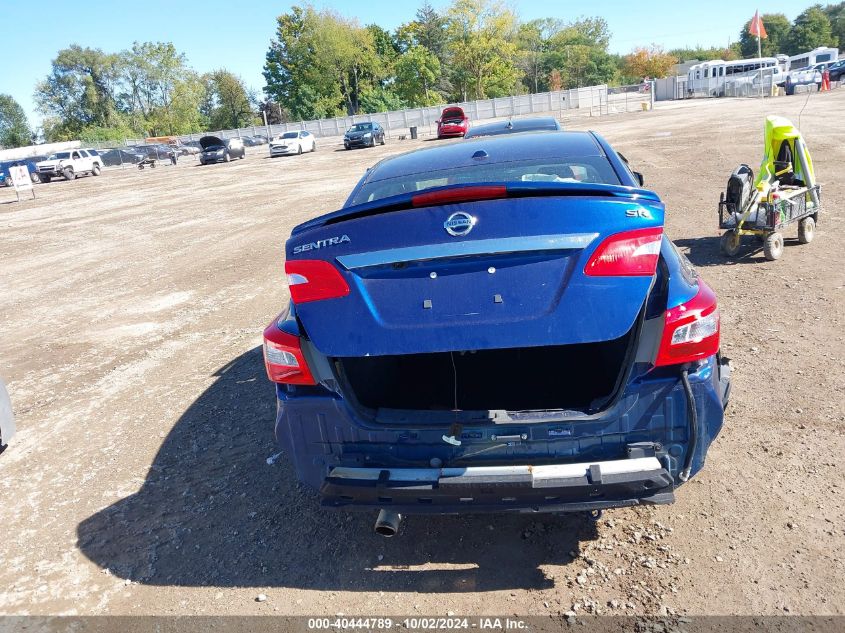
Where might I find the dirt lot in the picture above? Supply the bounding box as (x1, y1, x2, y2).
(1, 92, 843, 618)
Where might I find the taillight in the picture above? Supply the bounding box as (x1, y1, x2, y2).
(285, 260, 350, 304)
(412, 185, 507, 208)
(584, 227, 663, 276)
(655, 280, 720, 367)
(262, 321, 316, 385)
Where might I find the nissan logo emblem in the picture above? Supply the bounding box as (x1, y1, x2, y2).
(444, 212, 476, 236)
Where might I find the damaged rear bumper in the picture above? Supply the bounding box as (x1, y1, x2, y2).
(320, 456, 674, 514)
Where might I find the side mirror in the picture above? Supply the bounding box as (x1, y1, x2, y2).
(633, 171, 645, 186)
(435, 119, 441, 124)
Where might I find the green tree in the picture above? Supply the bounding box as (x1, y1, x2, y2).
(516, 19, 566, 93)
(738, 13, 792, 57)
(446, 0, 520, 100)
(394, 45, 443, 105)
(263, 6, 382, 118)
(263, 6, 341, 120)
(784, 6, 838, 55)
(120, 41, 203, 135)
(543, 18, 618, 89)
(35, 44, 123, 139)
(396, 3, 452, 95)
(204, 70, 256, 130)
(824, 2, 845, 48)
(0, 94, 32, 148)
(358, 86, 405, 113)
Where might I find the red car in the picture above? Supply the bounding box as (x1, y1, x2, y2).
(436, 106, 469, 138)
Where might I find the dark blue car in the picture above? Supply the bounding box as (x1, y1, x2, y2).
(0, 156, 46, 185)
(263, 131, 730, 534)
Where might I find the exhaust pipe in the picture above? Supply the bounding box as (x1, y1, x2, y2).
(374, 509, 402, 537)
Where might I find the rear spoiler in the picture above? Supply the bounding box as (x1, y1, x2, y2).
(292, 182, 661, 235)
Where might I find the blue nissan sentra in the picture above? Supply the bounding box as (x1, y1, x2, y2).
(263, 131, 730, 535)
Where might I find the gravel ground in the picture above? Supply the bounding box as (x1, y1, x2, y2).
(0, 91, 843, 617)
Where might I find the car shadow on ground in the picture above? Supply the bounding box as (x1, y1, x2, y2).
(77, 347, 598, 593)
(671, 236, 796, 267)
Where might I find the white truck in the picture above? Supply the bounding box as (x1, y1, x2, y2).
(36, 148, 103, 182)
(784, 63, 826, 95)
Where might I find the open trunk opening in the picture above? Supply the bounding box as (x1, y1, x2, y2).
(336, 331, 634, 415)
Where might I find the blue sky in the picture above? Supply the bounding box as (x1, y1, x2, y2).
(1, 1, 804, 126)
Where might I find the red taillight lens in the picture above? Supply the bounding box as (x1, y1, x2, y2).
(655, 280, 720, 367)
(584, 227, 663, 276)
(262, 321, 316, 385)
(412, 185, 507, 208)
(285, 260, 350, 304)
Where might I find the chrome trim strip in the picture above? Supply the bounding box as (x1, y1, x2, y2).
(335, 233, 599, 270)
(328, 456, 662, 483)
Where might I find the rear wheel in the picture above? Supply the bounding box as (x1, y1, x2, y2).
(720, 230, 742, 256)
(798, 217, 815, 244)
(298, 145, 302, 155)
(224, 153, 231, 163)
(763, 232, 784, 260)
(380, 135, 385, 145)
(312, 141, 316, 152)
(63, 167, 75, 180)
(92, 164, 101, 176)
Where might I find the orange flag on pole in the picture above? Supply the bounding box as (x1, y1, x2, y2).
(749, 10, 768, 39)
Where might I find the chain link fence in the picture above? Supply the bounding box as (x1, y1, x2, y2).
(724, 68, 777, 98)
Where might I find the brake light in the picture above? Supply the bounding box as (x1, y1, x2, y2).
(584, 227, 663, 276)
(285, 260, 350, 304)
(412, 185, 507, 208)
(262, 321, 316, 385)
(655, 280, 720, 367)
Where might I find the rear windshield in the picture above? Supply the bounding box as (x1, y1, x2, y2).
(352, 156, 620, 205)
(466, 123, 557, 138)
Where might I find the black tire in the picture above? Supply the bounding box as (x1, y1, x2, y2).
(92, 164, 101, 176)
(763, 232, 784, 261)
(30, 172, 40, 184)
(63, 167, 75, 180)
(798, 217, 815, 244)
(312, 141, 316, 152)
(720, 230, 742, 257)
(380, 134, 385, 145)
(298, 145, 302, 155)
(344, 144, 350, 150)
(151, 162, 156, 168)
(41, 174, 51, 183)
(224, 153, 231, 163)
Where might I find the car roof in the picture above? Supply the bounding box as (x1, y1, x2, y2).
(363, 131, 605, 184)
(465, 117, 561, 138)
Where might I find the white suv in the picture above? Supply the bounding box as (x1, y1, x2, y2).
(36, 148, 103, 182)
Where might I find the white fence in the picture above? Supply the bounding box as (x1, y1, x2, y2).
(91, 82, 652, 150)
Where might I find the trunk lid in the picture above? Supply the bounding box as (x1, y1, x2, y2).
(199, 135, 225, 150)
(287, 185, 664, 357)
